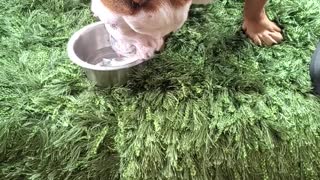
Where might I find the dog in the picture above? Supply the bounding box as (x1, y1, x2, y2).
(91, 0, 283, 59)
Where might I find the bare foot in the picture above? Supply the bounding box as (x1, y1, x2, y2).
(242, 15, 283, 46)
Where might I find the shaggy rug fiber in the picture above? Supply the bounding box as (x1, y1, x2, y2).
(1, 0, 320, 179)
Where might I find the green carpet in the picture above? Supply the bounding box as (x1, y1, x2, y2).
(1, 0, 320, 179)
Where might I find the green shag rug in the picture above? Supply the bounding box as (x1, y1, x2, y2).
(1, 0, 320, 179)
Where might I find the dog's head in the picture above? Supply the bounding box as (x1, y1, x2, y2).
(101, 0, 190, 15)
(99, 0, 191, 37)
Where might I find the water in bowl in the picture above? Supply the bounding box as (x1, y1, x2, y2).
(86, 47, 117, 65)
(86, 46, 140, 67)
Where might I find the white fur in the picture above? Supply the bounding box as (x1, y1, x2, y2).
(91, 0, 192, 59)
(123, 2, 192, 37)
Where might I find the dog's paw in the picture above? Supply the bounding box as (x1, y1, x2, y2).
(133, 37, 164, 60)
(155, 38, 164, 52)
(134, 45, 155, 60)
(242, 17, 283, 46)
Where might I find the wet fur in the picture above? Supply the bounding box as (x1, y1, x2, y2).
(101, 0, 192, 15)
(92, 0, 194, 59)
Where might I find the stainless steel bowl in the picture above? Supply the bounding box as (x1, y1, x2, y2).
(67, 22, 144, 87)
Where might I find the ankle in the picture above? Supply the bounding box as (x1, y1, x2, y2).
(244, 9, 267, 22)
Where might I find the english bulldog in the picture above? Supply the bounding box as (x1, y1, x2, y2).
(91, 0, 283, 59)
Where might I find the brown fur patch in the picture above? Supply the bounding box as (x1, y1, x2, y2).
(101, 0, 191, 15)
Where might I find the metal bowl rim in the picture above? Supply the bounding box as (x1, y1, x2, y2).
(67, 21, 144, 71)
